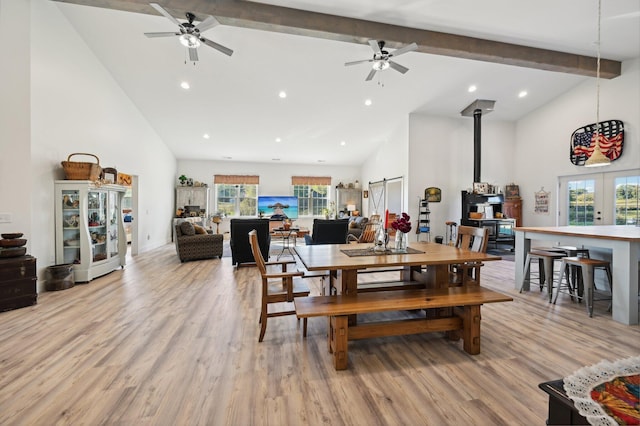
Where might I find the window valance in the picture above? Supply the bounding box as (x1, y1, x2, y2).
(214, 175, 259, 184)
(291, 176, 331, 185)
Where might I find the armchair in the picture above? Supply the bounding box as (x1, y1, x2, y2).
(304, 219, 349, 245)
(174, 222, 223, 262)
(230, 219, 271, 267)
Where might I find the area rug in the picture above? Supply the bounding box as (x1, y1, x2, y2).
(221, 241, 295, 259)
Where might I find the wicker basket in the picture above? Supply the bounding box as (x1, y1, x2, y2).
(61, 153, 102, 180)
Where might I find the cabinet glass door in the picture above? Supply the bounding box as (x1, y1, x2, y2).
(108, 191, 120, 257)
(62, 189, 81, 264)
(88, 191, 108, 262)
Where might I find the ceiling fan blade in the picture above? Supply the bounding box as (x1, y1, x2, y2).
(345, 59, 372, 67)
(365, 69, 377, 81)
(368, 40, 381, 54)
(388, 60, 409, 74)
(390, 42, 418, 58)
(195, 15, 220, 33)
(189, 47, 199, 62)
(150, 3, 184, 29)
(201, 38, 234, 56)
(144, 32, 179, 38)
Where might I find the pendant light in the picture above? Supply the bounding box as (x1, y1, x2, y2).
(585, 0, 610, 167)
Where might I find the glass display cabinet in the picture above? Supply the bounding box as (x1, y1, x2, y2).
(55, 181, 127, 282)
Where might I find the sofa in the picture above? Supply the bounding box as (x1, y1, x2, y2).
(174, 222, 223, 262)
(346, 216, 369, 240)
(230, 219, 271, 267)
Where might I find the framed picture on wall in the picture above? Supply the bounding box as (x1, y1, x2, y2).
(424, 187, 442, 202)
(473, 182, 489, 194)
(505, 184, 520, 198)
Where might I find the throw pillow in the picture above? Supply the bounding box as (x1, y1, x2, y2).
(194, 224, 207, 234)
(180, 221, 196, 236)
(349, 221, 359, 229)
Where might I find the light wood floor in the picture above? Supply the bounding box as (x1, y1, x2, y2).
(0, 244, 638, 425)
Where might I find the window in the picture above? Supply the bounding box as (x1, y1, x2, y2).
(213, 175, 259, 217)
(293, 185, 329, 216)
(615, 175, 639, 225)
(215, 184, 257, 217)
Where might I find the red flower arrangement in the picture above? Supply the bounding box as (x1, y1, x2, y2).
(391, 213, 412, 233)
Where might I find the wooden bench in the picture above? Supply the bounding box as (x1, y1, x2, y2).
(295, 286, 513, 370)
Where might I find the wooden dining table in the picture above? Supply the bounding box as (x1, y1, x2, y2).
(294, 241, 502, 294)
(515, 225, 640, 325)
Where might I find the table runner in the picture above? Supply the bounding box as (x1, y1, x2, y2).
(563, 355, 640, 425)
(341, 247, 424, 257)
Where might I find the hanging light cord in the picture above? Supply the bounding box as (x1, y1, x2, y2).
(595, 0, 601, 140)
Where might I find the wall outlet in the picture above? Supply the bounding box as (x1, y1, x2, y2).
(0, 213, 12, 223)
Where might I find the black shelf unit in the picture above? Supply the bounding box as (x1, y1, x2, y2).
(417, 199, 430, 242)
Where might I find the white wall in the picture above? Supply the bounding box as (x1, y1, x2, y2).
(177, 159, 360, 233)
(407, 115, 515, 239)
(0, 0, 32, 245)
(515, 58, 640, 227)
(361, 120, 409, 217)
(24, 0, 177, 291)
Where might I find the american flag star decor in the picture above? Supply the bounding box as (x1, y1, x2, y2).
(570, 120, 624, 166)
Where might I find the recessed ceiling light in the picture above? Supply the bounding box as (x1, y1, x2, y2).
(181, 81, 190, 90)
(317, 160, 325, 163)
(340, 141, 346, 146)
(203, 134, 210, 139)
(468, 85, 477, 93)
(519, 90, 528, 98)
(222, 156, 232, 160)
(275, 137, 281, 143)
(278, 91, 287, 98)
(364, 99, 372, 106)
(272, 158, 281, 161)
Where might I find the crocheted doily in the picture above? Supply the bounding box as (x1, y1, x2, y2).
(563, 355, 640, 426)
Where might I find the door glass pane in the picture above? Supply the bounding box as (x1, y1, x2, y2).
(62, 190, 81, 264)
(89, 191, 108, 262)
(614, 176, 640, 225)
(568, 179, 595, 225)
(109, 191, 119, 257)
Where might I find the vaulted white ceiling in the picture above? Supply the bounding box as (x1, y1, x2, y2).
(54, 0, 640, 165)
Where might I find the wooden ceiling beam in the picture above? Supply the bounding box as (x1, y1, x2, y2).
(53, 0, 621, 78)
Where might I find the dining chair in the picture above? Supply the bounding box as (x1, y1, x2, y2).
(449, 225, 489, 286)
(249, 230, 310, 342)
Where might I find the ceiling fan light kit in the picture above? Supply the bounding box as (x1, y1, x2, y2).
(345, 40, 417, 81)
(144, 3, 233, 61)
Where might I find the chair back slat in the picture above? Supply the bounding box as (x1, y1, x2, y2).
(456, 226, 488, 253)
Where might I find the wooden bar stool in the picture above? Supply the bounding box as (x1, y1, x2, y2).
(553, 257, 613, 317)
(519, 250, 566, 302)
(553, 246, 590, 297)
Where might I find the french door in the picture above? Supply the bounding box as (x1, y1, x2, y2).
(558, 169, 640, 226)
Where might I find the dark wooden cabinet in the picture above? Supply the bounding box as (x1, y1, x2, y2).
(0, 255, 37, 312)
(539, 380, 589, 425)
(503, 197, 522, 226)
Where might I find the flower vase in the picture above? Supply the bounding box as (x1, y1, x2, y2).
(395, 231, 408, 252)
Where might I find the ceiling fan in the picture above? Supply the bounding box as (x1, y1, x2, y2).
(144, 3, 233, 61)
(345, 40, 418, 81)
